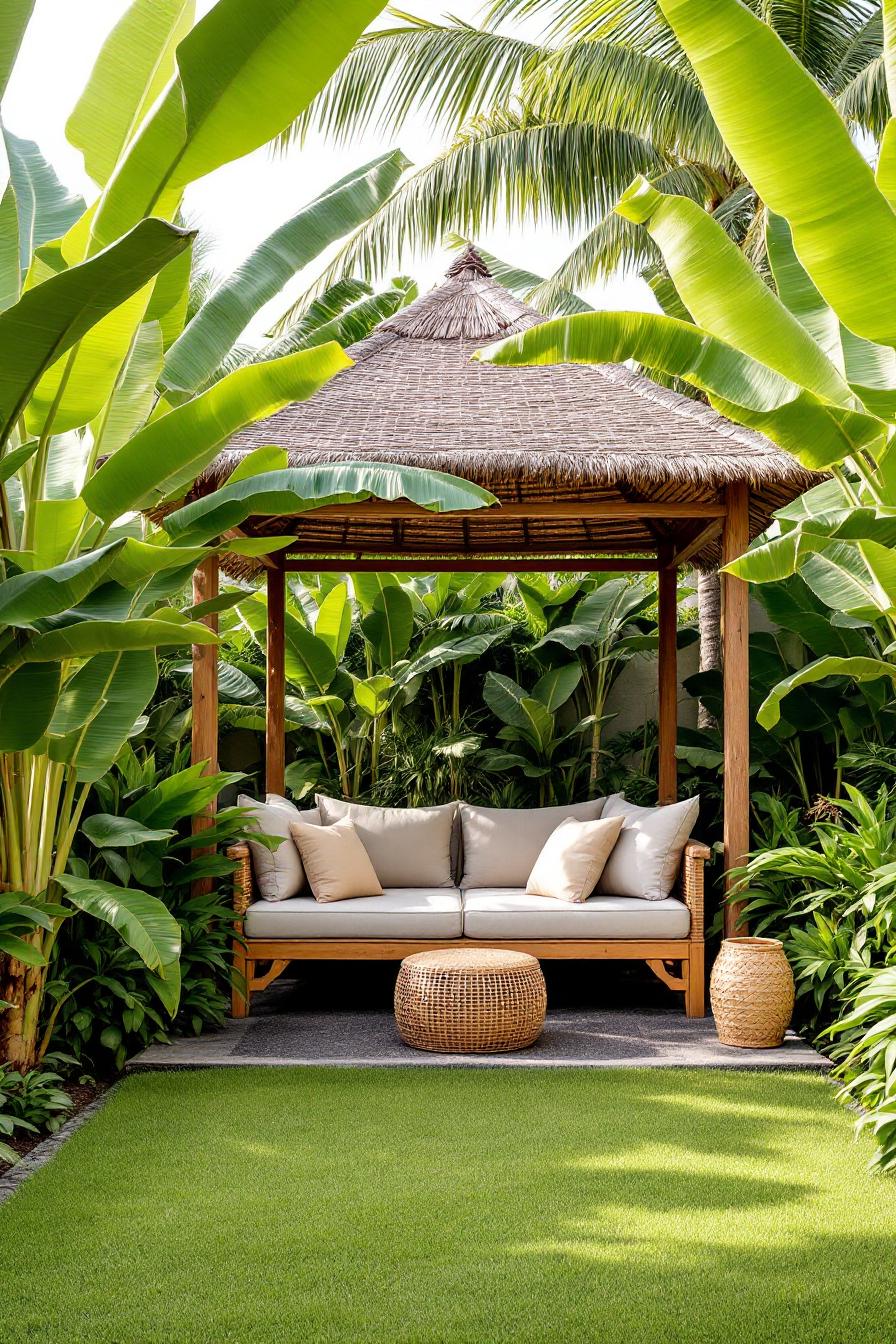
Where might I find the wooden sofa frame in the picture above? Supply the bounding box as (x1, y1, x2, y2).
(225, 838, 710, 1019)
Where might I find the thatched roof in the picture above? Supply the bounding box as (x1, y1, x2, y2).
(194, 246, 817, 574)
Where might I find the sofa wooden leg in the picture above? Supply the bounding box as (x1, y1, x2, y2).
(231, 941, 250, 1019)
(685, 943, 706, 1018)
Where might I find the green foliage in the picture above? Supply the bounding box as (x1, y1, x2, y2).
(0, 1058, 73, 1165)
(205, 569, 681, 809)
(276, 3, 885, 317)
(732, 786, 896, 1170)
(44, 751, 250, 1073)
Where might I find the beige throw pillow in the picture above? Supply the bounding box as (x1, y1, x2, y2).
(597, 794, 700, 901)
(316, 795, 456, 889)
(459, 799, 606, 889)
(288, 816, 384, 903)
(237, 794, 320, 902)
(526, 815, 625, 903)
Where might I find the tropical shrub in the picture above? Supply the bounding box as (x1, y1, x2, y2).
(45, 754, 251, 1072)
(733, 786, 896, 1168)
(182, 569, 690, 809)
(0, 1056, 73, 1165)
(829, 966, 896, 1172)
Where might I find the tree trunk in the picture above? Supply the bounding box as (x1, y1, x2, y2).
(697, 567, 721, 730)
(0, 953, 42, 1072)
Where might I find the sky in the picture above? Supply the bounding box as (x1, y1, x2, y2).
(5, 0, 655, 337)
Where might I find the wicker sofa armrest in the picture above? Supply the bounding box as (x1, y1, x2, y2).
(226, 843, 253, 917)
(680, 840, 710, 940)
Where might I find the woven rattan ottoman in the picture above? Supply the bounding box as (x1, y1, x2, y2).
(394, 948, 547, 1053)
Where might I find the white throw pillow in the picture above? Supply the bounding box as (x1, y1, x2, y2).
(526, 815, 625, 903)
(237, 794, 320, 902)
(316, 795, 457, 889)
(459, 799, 606, 889)
(597, 794, 700, 901)
(289, 816, 384, 903)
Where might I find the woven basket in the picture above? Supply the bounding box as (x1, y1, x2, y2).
(710, 937, 795, 1048)
(395, 948, 547, 1054)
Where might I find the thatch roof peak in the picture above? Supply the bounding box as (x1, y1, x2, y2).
(445, 244, 492, 278)
(194, 243, 820, 577)
(380, 245, 543, 342)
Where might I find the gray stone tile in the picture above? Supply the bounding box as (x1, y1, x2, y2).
(128, 1008, 830, 1072)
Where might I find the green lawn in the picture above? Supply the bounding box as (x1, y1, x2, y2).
(1, 1068, 894, 1343)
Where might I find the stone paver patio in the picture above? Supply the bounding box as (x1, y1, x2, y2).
(129, 1005, 828, 1071)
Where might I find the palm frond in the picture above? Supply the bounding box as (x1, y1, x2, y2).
(760, 1, 880, 88)
(833, 12, 888, 139)
(490, 0, 879, 78)
(269, 276, 373, 339)
(709, 182, 758, 248)
(289, 111, 670, 305)
(260, 278, 418, 360)
(277, 12, 542, 152)
(523, 36, 728, 166)
(526, 161, 727, 309)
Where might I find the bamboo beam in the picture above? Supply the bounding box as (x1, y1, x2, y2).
(721, 482, 751, 935)
(283, 556, 661, 573)
(190, 557, 219, 893)
(657, 554, 678, 804)
(265, 562, 286, 796)
(298, 499, 725, 521)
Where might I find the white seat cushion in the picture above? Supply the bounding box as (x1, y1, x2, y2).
(245, 888, 463, 940)
(461, 889, 690, 940)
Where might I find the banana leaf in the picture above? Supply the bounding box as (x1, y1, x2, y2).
(161, 151, 409, 394)
(82, 342, 351, 520)
(477, 311, 887, 471)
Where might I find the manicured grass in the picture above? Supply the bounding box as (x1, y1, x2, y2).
(1, 1068, 893, 1343)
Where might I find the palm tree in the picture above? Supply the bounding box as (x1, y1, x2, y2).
(272, 1, 884, 716)
(277, 0, 885, 314)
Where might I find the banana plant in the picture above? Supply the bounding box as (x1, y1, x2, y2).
(533, 577, 662, 782)
(480, 664, 589, 805)
(0, 0, 503, 1073)
(478, 0, 896, 736)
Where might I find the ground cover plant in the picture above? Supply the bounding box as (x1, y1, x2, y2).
(1, 1067, 895, 1343)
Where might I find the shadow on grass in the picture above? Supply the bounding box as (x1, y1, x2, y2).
(0, 1068, 891, 1344)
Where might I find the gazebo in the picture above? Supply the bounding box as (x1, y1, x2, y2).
(188, 247, 816, 936)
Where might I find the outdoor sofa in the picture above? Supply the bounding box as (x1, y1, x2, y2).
(227, 793, 709, 1019)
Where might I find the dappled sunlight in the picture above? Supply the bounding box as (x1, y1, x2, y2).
(649, 1086, 829, 1125)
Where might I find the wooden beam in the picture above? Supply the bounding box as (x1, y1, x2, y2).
(190, 557, 219, 893)
(265, 563, 286, 796)
(668, 519, 723, 569)
(657, 554, 678, 804)
(283, 556, 661, 573)
(298, 499, 725, 521)
(245, 938, 696, 961)
(721, 482, 750, 935)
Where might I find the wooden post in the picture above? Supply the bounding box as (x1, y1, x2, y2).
(721, 482, 750, 935)
(191, 557, 219, 892)
(266, 562, 286, 796)
(657, 555, 678, 804)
